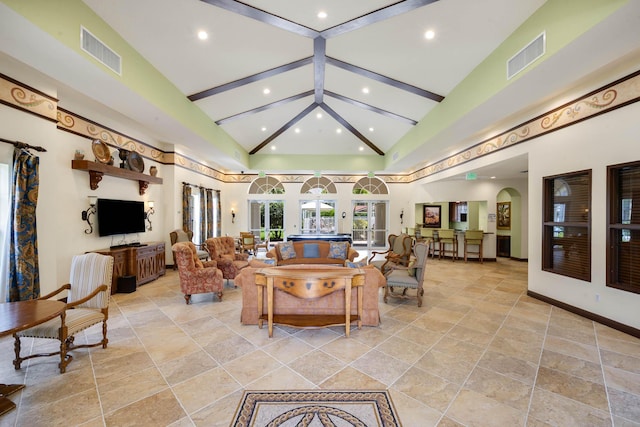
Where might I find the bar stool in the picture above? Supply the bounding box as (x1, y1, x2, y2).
(438, 229, 458, 261)
(464, 230, 484, 263)
(420, 228, 436, 258)
(430, 229, 441, 258)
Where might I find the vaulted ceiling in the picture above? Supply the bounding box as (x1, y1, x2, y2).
(81, 0, 546, 173)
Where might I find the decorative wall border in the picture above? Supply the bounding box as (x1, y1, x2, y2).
(0, 72, 57, 122)
(2, 69, 639, 185)
(406, 69, 640, 183)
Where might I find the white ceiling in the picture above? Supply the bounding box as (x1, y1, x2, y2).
(81, 0, 545, 167)
(2, 0, 639, 179)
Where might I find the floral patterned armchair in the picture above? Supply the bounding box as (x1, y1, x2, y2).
(172, 242, 224, 304)
(204, 237, 249, 281)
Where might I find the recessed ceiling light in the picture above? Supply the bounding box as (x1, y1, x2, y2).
(490, 176, 496, 179)
(263, 88, 270, 95)
(359, 146, 364, 151)
(271, 146, 276, 151)
(261, 126, 267, 132)
(424, 30, 435, 40)
(369, 127, 374, 132)
(317, 11, 327, 19)
(316, 113, 322, 119)
(295, 128, 300, 133)
(362, 87, 369, 94)
(336, 128, 342, 134)
(197, 30, 208, 40)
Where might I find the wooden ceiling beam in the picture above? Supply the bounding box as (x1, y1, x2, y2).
(249, 103, 317, 154)
(319, 103, 384, 156)
(324, 91, 417, 125)
(215, 90, 314, 125)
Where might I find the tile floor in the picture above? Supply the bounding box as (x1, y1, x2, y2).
(1, 257, 639, 426)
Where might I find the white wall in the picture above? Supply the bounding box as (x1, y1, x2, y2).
(528, 101, 640, 329)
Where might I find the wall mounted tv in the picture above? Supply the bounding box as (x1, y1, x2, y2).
(97, 198, 146, 237)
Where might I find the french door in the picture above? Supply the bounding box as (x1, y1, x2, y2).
(352, 201, 388, 249)
(248, 200, 284, 242)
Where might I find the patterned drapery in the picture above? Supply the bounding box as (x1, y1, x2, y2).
(182, 183, 192, 232)
(8, 148, 40, 301)
(216, 190, 221, 236)
(206, 189, 213, 239)
(199, 186, 206, 243)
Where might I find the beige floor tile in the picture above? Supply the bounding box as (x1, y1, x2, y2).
(446, 388, 526, 427)
(172, 366, 241, 414)
(540, 349, 604, 384)
(320, 366, 387, 390)
(321, 335, 373, 363)
(98, 366, 169, 413)
(288, 349, 345, 385)
(391, 367, 460, 412)
(158, 349, 218, 385)
(104, 389, 186, 427)
(464, 366, 533, 412)
(190, 390, 245, 427)
(477, 350, 538, 385)
(388, 388, 442, 427)
(536, 366, 609, 411)
(351, 349, 411, 386)
(223, 349, 282, 386)
(528, 387, 611, 427)
(2, 258, 638, 425)
(600, 348, 640, 374)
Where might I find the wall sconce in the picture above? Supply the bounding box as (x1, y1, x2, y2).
(341, 211, 346, 219)
(231, 209, 236, 223)
(81, 196, 97, 234)
(145, 201, 155, 231)
(400, 209, 404, 224)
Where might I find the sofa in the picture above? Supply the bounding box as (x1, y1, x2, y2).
(266, 240, 359, 266)
(204, 236, 249, 280)
(234, 260, 386, 326)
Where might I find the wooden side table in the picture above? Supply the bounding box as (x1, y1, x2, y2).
(255, 267, 364, 338)
(0, 300, 66, 416)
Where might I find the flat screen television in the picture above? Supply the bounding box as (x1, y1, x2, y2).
(97, 198, 146, 237)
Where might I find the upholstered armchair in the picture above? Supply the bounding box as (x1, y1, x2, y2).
(172, 242, 224, 304)
(384, 242, 428, 307)
(240, 232, 256, 254)
(204, 237, 249, 281)
(14, 253, 114, 373)
(170, 229, 209, 270)
(368, 233, 413, 273)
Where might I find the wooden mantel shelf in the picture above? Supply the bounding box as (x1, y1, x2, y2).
(72, 160, 162, 195)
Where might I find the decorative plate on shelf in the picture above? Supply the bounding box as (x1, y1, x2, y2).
(91, 139, 111, 164)
(126, 151, 145, 173)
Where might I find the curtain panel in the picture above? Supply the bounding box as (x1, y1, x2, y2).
(8, 148, 40, 301)
(182, 183, 192, 232)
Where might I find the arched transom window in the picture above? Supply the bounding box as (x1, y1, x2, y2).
(352, 177, 388, 195)
(248, 176, 285, 194)
(300, 176, 337, 194)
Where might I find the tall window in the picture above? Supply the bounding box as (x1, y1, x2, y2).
(607, 161, 640, 294)
(542, 170, 591, 281)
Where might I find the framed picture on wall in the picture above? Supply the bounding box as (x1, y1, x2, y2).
(423, 205, 441, 228)
(497, 201, 511, 230)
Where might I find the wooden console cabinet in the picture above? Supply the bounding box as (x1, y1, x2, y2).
(94, 242, 166, 294)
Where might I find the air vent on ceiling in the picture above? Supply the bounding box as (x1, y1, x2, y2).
(507, 32, 545, 80)
(80, 26, 121, 75)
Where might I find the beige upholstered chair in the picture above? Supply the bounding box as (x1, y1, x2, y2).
(384, 242, 428, 307)
(464, 230, 485, 263)
(14, 253, 114, 373)
(438, 229, 458, 261)
(254, 235, 270, 253)
(170, 229, 209, 270)
(172, 242, 224, 304)
(368, 233, 413, 273)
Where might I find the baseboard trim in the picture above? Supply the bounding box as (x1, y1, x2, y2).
(527, 290, 640, 339)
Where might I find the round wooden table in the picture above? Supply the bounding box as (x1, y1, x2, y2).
(0, 300, 66, 416)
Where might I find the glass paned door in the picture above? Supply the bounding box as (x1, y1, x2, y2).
(300, 200, 336, 234)
(249, 200, 284, 243)
(352, 201, 388, 249)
